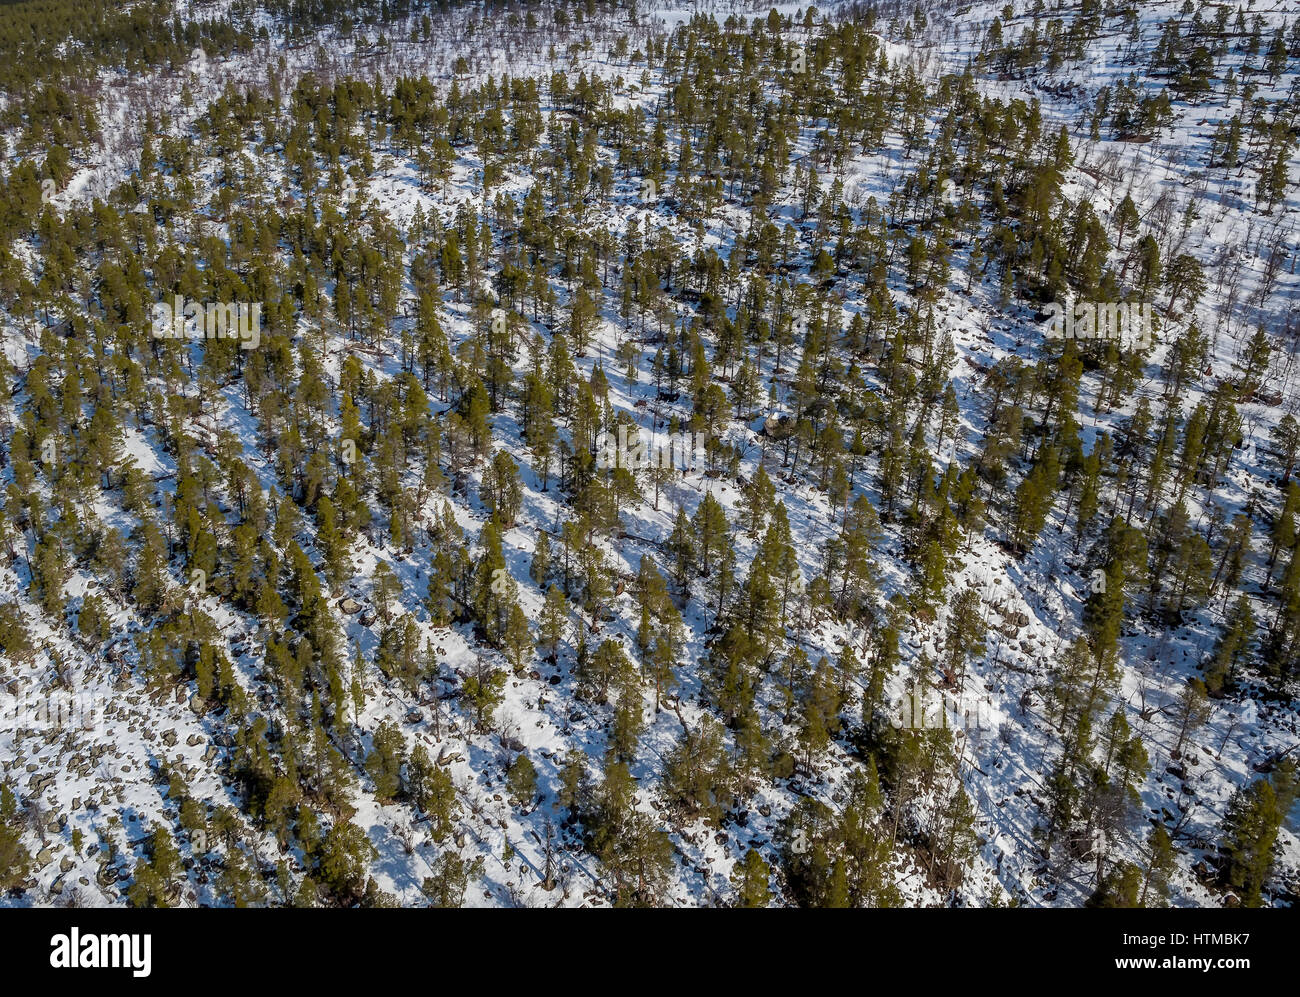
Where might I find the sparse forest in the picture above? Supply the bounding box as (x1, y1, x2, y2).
(0, 0, 1297, 909)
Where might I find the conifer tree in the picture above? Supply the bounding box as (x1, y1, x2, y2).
(730, 848, 772, 908)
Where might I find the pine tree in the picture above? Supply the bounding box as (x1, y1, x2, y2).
(1204, 595, 1255, 696)
(421, 852, 483, 907)
(0, 783, 31, 891)
(503, 602, 533, 675)
(506, 753, 538, 806)
(319, 820, 377, 906)
(472, 515, 511, 643)
(692, 491, 729, 577)
(462, 655, 506, 731)
(365, 720, 406, 803)
(730, 848, 772, 907)
(1139, 826, 1176, 907)
(1217, 762, 1296, 907)
(530, 530, 551, 586)
(943, 587, 986, 690)
(413, 752, 459, 843)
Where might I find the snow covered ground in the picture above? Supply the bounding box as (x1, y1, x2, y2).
(1, 0, 1297, 907)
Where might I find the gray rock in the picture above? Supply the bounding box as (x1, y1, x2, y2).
(28, 773, 54, 793)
